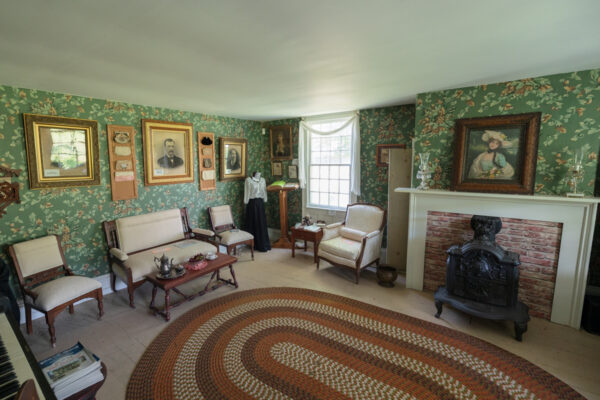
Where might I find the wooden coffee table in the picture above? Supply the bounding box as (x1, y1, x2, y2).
(146, 253, 238, 321)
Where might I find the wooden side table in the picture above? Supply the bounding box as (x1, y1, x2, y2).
(291, 226, 323, 263)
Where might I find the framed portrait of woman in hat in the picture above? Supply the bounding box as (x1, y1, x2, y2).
(452, 113, 541, 194)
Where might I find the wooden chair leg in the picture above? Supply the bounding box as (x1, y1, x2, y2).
(316, 258, 320, 270)
(45, 313, 56, 347)
(97, 289, 104, 319)
(25, 304, 32, 335)
(250, 240, 254, 260)
(355, 268, 360, 284)
(68, 304, 74, 314)
(110, 271, 116, 292)
(127, 284, 135, 308)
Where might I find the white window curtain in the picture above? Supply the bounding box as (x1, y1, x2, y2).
(298, 112, 360, 196)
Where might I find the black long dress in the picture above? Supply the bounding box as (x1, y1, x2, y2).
(245, 198, 271, 251)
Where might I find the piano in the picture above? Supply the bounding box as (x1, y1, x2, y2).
(0, 309, 56, 400)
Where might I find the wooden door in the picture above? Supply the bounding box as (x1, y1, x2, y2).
(386, 148, 412, 272)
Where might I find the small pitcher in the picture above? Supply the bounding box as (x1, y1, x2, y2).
(154, 253, 174, 276)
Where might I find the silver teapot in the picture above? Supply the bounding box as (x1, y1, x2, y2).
(154, 253, 174, 276)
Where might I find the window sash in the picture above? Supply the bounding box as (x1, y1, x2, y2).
(306, 127, 352, 210)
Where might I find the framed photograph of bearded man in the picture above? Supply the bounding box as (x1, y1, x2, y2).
(451, 112, 540, 194)
(142, 119, 194, 186)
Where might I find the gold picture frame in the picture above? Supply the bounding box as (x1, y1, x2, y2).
(142, 119, 194, 186)
(23, 113, 100, 189)
(219, 137, 247, 181)
(452, 112, 541, 194)
(269, 125, 293, 160)
(272, 161, 283, 176)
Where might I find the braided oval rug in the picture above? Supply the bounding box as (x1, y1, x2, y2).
(127, 287, 583, 399)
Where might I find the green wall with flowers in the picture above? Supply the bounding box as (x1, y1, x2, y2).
(413, 68, 600, 195)
(260, 105, 415, 231)
(0, 85, 265, 278)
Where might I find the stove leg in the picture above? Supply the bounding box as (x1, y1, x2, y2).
(434, 300, 443, 318)
(514, 321, 527, 341)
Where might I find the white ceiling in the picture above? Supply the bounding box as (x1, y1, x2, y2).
(1, 0, 599, 121)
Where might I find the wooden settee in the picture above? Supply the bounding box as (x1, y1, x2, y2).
(102, 208, 216, 307)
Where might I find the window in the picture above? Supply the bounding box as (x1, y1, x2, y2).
(302, 115, 358, 210)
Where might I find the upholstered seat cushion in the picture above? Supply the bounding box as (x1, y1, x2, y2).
(319, 236, 362, 261)
(217, 230, 253, 245)
(33, 276, 101, 311)
(112, 239, 218, 283)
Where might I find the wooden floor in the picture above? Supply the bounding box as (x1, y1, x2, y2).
(24, 248, 600, 399)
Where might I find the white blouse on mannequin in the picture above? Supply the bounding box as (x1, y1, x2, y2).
(244, 174, 267, 204)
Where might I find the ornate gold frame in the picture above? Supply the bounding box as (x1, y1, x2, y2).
(219, 137, 247, 182)
(23, 113, 100, 189)
(142, 119, 194, 186)
(269, 125, 293, 160)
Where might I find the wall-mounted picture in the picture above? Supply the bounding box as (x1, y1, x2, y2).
(219, 137, 247, 181)
(288, 165, 298, 179)
(113, 130, 131, 144)
(375, 144, 407, 167)
(142, 119, 194, 185)
(452, 112, 541, 194)
(272, 161, 283, 176)
(270, 125, 293, 160)
(23, 113, 100, 189)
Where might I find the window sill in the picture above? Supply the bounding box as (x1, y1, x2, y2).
(306, 205, 346, 213)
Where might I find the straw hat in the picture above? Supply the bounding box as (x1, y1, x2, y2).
(481, 130, 512, 148)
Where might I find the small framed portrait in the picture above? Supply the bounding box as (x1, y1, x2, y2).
(288, 165, 298, 179)
(272, 161, 283, 176)
(376, 144, 407, 167)
(452, 112, 541, 194)
(219, 137, 247, 181)
(142, 119, 194, 185)
(22, 113, 100, 189)
(113, 130, 131, 144)
(270, 125, 292, 160)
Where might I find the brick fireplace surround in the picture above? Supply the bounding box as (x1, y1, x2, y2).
(424, 212, 562, 319)
(395, 188, 599, 328)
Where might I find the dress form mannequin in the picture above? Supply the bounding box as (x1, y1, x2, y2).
(244, 172, 270, 251)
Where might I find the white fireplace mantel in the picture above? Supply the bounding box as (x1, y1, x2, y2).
(394, 188, 600, 328)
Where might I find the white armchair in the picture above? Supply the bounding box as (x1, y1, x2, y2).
(317, 203, 386, 284)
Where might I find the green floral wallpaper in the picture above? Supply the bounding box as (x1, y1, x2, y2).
(413, 68, 600, 195)
(358, 106, 415, 209)
(261, 107, 415, 232)
(0, 85, 263, 278)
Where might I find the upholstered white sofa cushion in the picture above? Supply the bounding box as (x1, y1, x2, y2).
(339, 227, 367, 242)
(116, 209, 185, 254)
(12, 235, 64, 278)
(319, 236, 362, 261)
(112, 239, 217, 282)
(33, 276, 101, 311)
(217, 230, 253, 245)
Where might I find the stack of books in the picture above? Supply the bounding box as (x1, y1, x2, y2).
(39, 342, 103, 400)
